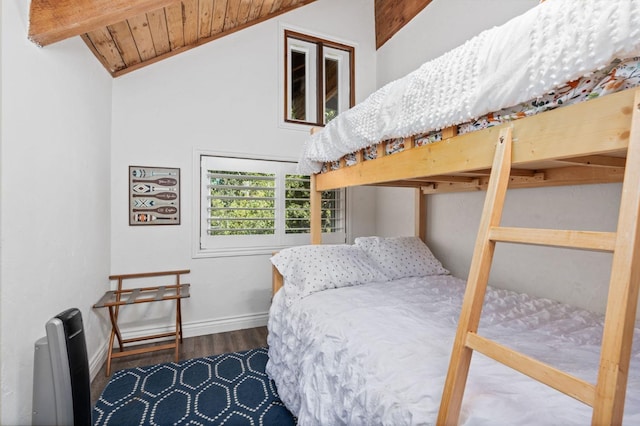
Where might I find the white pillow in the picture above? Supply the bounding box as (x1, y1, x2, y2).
(271, 244, 389, 306)
(354, 236, 449, 279)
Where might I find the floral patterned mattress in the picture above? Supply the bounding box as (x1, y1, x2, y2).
(330, 57, 640, 170)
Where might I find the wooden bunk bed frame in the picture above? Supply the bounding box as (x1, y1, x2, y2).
(294, 86, 640, 425)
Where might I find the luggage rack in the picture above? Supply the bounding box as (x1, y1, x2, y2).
(94, 269, 190, 376)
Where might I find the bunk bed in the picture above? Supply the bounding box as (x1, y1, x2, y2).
(268, 241, 640, 425)
(267, 0, 640, 424)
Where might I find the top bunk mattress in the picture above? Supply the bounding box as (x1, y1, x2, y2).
(298, 0, 640, 174)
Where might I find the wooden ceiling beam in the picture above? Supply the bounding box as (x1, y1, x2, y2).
(28, 0, 180, 46)
(375, 0, 433, 49)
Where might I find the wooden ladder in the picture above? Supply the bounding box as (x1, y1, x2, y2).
(437, 92, 640, 426)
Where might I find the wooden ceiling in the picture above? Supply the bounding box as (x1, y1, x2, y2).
(28, 0, 317, 77)
(375, 0, 433, 48)
(28, 0, 430, 78)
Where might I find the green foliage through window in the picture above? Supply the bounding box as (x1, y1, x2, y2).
(285, 175, 341, 234)
(206, 171, 343, 237)
(207, 171, 275, 236)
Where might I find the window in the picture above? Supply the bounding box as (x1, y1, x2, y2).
(200, 155, 346, 255)
(285, 30, 355, 126)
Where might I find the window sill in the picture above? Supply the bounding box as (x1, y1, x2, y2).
(194, 235, 347, 259)
(194, 244, 306, 259)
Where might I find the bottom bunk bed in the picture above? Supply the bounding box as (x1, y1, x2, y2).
(266, 239, 640, 425)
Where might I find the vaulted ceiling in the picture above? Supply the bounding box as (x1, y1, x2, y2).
(28, 0, 430, 78)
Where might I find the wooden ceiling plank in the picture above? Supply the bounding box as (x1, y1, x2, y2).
(212, 0, 229, 34)
(199, 0, 215, 39)
(147, 9, 172, 56)
(85, 0, 317, 77)
(165, 2, 185, 50)
(183, 0, 200, 45)
(127, 14, 158, 61)
(281, 0, 295, 8)
(259, 0, 277, 18)
(270, 0, 285, 14)
(375, 0, 433, 49)
(83, 29, 126, 73)
(108, 21, 142, 67)
(248, 0, 266, 20)
(224, 0, 242, 30)
(29, 0, 180, 46)
(82, 34, 118, 77)
(237, 0, 253, 25)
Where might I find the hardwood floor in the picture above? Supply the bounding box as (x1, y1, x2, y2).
(90, 326, 268, 407)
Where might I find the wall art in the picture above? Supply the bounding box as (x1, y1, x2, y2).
(129, 166, 180, 225)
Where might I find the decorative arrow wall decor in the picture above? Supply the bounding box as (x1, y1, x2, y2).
(129, 166, 180, 226)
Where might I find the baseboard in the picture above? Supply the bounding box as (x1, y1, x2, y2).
(119, 311, 269, 341)
(89, 338, 109, 381)
(182, 312, 269, 337)
(88, 312, 269, 379)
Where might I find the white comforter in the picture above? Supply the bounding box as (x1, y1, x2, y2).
(266, 275, 640, 425)
(298, 0, 640, 174)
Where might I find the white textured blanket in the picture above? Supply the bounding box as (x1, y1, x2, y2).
(298, 0, 640, 174)
(267, 276, 640, 425)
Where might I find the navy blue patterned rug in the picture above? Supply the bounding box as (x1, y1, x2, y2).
(93, 347, 295, 425)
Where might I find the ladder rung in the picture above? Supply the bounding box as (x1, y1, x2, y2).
(488, 226, 616, 252)
(465, 332, 596, 406)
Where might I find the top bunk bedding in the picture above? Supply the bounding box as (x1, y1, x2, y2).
(298, 0, 640, 176)
(332, 57, 640, 171)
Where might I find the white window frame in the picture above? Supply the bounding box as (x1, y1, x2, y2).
(194, 151, 347, 258)
(287, 39, 318, 123)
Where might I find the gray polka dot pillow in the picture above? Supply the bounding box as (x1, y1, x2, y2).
(355, 236, 449, 279)
(271, 244, 389, 306)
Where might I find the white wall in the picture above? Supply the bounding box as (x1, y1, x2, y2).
(0, 0, 113, 424)
(375, 0, 624, 313)
(109, 0, 377, 337)
(375, 187, 415, 237)
(376, 0, 538, 88)
(427, 185, 618, 311)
